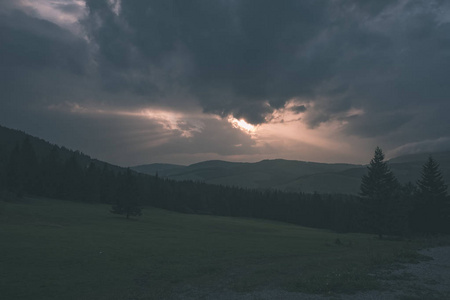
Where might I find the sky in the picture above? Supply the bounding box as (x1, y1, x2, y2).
(1, 0, 450, 167)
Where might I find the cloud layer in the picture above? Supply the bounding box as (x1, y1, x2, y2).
(1, 0, 450, 165)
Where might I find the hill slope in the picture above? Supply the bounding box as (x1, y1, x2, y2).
(0, 124, 122, 173)
(132, 159, 363, 192)
(133, 152, 450, 194)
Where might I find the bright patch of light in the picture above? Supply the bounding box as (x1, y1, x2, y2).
(107, 0, 121, 15)
(48, 102, 207, 138)
(18, 0, 87, 34)
(137, 109, 204, 138)
(228, 116, 256, 134)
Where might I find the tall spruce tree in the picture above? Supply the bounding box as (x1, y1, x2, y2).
(414, 156, 448, 233)
(111, 169, 142, 219)
(417, 156, 447, 199)
(361, 147, 398, 198)
(360, 147, 401, 237)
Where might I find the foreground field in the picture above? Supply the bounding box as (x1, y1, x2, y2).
(0, 198, 423, 299)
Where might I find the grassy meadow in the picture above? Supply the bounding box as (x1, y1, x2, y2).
(0, 198, 424, 299)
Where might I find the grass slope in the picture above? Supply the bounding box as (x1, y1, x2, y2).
(0, 198, 422, 299)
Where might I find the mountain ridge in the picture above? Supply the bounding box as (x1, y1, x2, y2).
(132, 153, 450, 194)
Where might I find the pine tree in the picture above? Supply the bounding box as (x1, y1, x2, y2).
(414, 156, 448, 233)
(41, 145, 64, 198)
(360, 147, 401, 237)
(417, 156, 447, 199)
(4, 138, 41, 197)
(62, 154, 83, 200)
(6, 143, 22, 196)
(20, 137, 40, 195)
(111, 169, 142, 219)
(360, 147, 398, 199)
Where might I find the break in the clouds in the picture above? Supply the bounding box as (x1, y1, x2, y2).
(1, 0, 450, 166)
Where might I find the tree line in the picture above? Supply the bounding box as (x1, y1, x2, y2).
(360, 147, 449, 237)
(1, 137, 449, 235)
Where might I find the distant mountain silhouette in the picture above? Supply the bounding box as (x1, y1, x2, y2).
(131, 159, 364, 193)
(133, 152, 450, 194)
(132, 163, 185, 176)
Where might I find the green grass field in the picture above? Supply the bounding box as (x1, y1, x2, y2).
(0, 198, 423, 299)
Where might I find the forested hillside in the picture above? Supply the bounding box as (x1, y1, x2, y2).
(1, 124, 449, 235)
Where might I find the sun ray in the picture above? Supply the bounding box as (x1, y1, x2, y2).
(227, 116, 256, 134)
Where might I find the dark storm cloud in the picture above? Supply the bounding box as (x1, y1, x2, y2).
(290, 105, 307, 114)
(0, 8, 90, 107)
(0, 10, 88, 71)
(83, 0, 332, 123)
(1, 0, 450, 165)
(81, 0, 450, 142)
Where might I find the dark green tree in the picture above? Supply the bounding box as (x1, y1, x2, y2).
(360, 147, 401, 237)
(417, 156, 447, 199)
(40, 145, 64, 198)
(5, 138, 40, 196)
(6, 143, 22, 196)
(361, 147, 398, 198)
(414, 156, 448, 233)
(21, 137, 41, 195)
(111, 169, 142, 219)
(62, 154, 83, 200)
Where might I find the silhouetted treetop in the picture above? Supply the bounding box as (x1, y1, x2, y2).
(360, 147, 398, 198)
(417, 156, 448, 199)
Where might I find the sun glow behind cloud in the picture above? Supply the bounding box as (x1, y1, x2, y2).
(47, 100, 370, 164)
(48, 102, 212, 138)
(137, 109, 206, 138)
(227, 116, 257, 134)
(221, 100, 365, 163)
